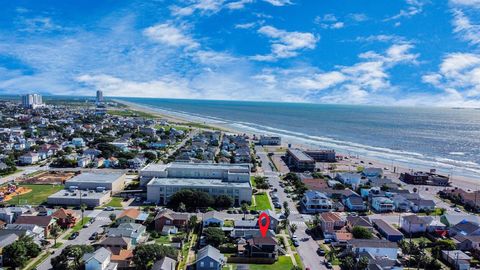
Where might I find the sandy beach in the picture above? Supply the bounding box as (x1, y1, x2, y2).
(115, 99, 480, 191)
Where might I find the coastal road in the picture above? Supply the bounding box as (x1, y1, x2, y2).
(36, 210, 119, 270)
(255, 146, 275, 173)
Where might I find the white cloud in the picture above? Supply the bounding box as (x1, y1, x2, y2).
(227, 0, 254, 9)
(349, 13, 369, 22)
(17, 17, 64, 33)
(450, 0, 480, 8)
(253, 25, 318, 61)
(76, 74, 199, 98)
(143, 23, 199, 49)
(385, 0, 425, 21)
(262, 0, 293, 6)
(356, 34, 407, 43)
(314, 14, 345, 29)
(170, 0, 225, 16)
(423, 53, 480, 99)
(451, 9, 480, 46)
(235, 22, 256, 29)
(288, 71, 346, 91)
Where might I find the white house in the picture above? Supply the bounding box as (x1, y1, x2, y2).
(348, 239, 398, 260)
(401, 215, 428, 234)
(301, 191, 333, 214)
(19, 152, 39, 165)
(83, 247, 117, 270)
(203, 211, 224, 227)
(371, 197, 395, 212)
(336, 173, 366, 189)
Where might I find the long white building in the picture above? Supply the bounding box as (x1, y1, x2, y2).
(141, 163, 252, 205)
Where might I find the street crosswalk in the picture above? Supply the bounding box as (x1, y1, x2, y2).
(289, 220, 307, 227)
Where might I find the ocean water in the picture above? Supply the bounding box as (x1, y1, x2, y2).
(121, 97, 480, 179)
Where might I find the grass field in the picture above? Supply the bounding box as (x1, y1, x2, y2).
(107, 109, 157, 118)
(249, 256, 294, 270)
(250, 176, 257, 188)
(12, 184, 64, 205)
(249, 193, 272, 211)
(294, 253, 304, 269)
(104, 197, 123, 208)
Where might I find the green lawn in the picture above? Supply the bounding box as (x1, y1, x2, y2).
(154, 235, 171, 244)
(12, 184, 64, 205)
(250, 176, 257, 188)
(249, 193, 272, 211)
(107, 109, 157, 118)
(294, 253, 304, 269)
(104, 197, 123, 208)
(24, 251, 51, 270)
(249, 256, 294, 270)
(64, 217, 91, 239)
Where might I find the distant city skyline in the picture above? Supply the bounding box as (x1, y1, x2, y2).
(0, 1, 479, 106)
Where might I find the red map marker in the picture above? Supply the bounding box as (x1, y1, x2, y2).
(258, 212, 270, 238)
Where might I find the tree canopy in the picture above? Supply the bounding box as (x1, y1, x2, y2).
(133, 243, 178, 270)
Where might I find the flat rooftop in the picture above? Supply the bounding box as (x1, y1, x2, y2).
(147, 177, 251, 188)
(142, 162, 250, 172)
(48, 189, 110, 199)
(288, 149, 314, 162)
(67, 172, 125, 183)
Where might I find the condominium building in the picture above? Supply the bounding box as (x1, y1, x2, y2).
(21, 94, 44, 109)
(285, 148, 315, 171)
(143, 163, 252, 205)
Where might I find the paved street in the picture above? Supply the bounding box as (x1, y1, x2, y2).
(257, 147, 327, 270)
(36, 210, 119, 270)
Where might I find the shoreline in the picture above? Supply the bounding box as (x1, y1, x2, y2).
(114, 99, 480, 191)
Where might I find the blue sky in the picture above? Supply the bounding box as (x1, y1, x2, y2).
(0, 0, 479, 106)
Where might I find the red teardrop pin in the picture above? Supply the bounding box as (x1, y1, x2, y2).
(258, 212, 270, 238)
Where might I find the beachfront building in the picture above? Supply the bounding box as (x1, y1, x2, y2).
(285, 148, 315, 171)
(143, 163, 252, 205)
(259, 135, 281, 146)
(304, 149, 336, 162)
(400, 171, 450, 186)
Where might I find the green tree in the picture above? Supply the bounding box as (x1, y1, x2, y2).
(204, 227, 225, 246)
(290, 223, 297, 234)
(352, 226, 373, 239)
(188, 215, 198, 232)
(178, 202, 186, 212)
(109, 213, 117, 222)
(214, 195, 234, 208)
(241, 203, 248, 219)
(50, 223, 62, 245)
(80, 203, 87, 224)
(340, 256, 355, 270)
(51, 245, 94, 270)
(357, 256, 369, 269)
(133, 244, 178, 270)
(3, 240, 28, 268)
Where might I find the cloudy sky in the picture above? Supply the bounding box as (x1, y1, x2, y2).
(0, 0, 479, 106)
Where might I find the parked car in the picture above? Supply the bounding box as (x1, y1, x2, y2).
(69, 232, 79, 240)
(326, 262, 333, 269)
(89, 232, 98, 240)
(317, 248, 325, 256)
(83, 223, 90, 228)
(104, 206, 115, 211)
(293, 239, 300, 247)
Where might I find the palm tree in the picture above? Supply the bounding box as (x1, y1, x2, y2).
(241, 203, 248, 219)
(80, 203, 86, 225)
(50, 223, 61, 246)
(284, 207, 290, 218)
(290, 223, 297, 235)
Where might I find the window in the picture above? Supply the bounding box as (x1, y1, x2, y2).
(200, 261, 204, 267)
(210, 262, 214, 267)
